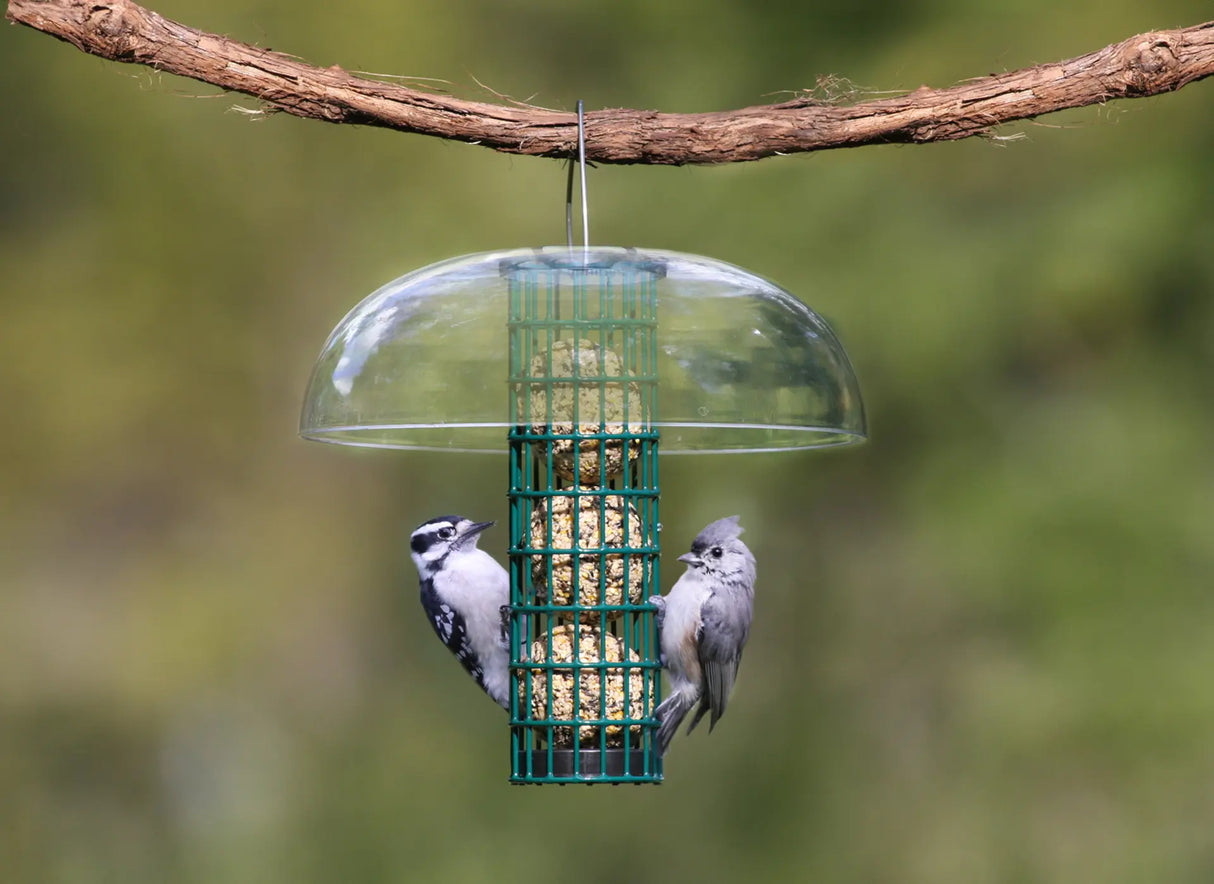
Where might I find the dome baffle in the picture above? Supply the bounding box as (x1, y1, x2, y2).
(300, 247, 866, 453)
(300, 247, 866, 783)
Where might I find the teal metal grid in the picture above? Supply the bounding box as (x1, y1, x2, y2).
(504, 252, 664, 784)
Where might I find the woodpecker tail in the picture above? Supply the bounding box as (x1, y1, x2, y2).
(654, 689, 696, 756)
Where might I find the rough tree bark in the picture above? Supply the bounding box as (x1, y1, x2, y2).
(7, 0, 1214, 165)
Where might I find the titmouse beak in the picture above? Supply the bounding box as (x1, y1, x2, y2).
(678, 552, 700, 565)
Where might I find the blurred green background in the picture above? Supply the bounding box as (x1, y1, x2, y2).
(3, 1, 1213, 881)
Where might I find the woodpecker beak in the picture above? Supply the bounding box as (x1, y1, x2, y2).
(678, 552, 700, 565)
(454, 520, 495, 549)
(463, 520, 495, 538)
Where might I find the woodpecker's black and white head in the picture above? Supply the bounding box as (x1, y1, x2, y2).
(409, 515, 511, 709)
(410, 515, 494, 578)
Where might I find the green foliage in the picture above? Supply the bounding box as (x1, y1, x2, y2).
(2, 1, 1212, 881)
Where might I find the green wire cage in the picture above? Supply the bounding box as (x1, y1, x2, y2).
(299, 245, 866, 785)
(505, 253, 663, 782)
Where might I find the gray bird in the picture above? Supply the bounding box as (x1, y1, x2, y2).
(649, 515, 756, 755)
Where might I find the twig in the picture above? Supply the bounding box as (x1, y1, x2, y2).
(7, 0, 1213, 165)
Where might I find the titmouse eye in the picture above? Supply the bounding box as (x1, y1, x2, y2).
(710, 546, 723, 558)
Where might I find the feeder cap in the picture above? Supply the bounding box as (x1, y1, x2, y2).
(299, 246, 866, 453)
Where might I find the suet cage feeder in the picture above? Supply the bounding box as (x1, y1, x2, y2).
(300, 245, 866, 784)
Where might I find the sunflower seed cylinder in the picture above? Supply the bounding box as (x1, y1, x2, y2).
(524, 340, 642, 483)
(530, 494, 644, 621)
(521, 624, 645, 748)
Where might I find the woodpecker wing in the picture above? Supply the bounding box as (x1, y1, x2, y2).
(420, 583, 485, 686)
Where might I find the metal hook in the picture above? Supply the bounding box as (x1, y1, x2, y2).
(565, 100, 589, 251)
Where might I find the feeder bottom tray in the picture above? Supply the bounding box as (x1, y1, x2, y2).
(513, 748, 653, 780)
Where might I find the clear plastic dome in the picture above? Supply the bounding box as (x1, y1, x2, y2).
(299, 247, 865, 453)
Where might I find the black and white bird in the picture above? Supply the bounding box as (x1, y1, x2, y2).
(649, 515, 756, 755)
(409, 515, 510, 709)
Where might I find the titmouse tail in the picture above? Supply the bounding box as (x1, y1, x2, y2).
(655, 689, 696, 756)
(684, 694, 711, 736)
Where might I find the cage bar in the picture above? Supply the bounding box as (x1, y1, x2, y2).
(505, 251, 663, 784)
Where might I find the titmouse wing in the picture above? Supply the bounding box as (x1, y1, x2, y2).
(692, 591, 751, 731)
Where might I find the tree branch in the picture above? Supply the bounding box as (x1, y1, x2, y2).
(7, 0, 1214, 165)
